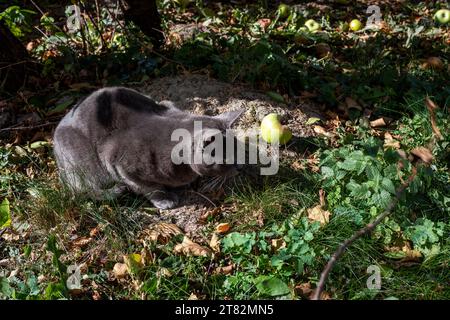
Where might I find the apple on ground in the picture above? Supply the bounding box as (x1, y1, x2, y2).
(304, 19, 321, 32)
(349, 19, 362, 31)
(261, 113, 292, 145)
(434, 9, 450, 24)
(278, 4, 290, 19)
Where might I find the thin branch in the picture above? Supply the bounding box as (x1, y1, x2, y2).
(0, 60, 40, 71)
(0, 121, 59, 133)
(312, 166, 418, 300)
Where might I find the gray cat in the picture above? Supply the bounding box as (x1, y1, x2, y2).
(53, 87, 243, 209)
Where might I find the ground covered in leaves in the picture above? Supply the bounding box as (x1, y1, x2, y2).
(0, 0, 449, 299)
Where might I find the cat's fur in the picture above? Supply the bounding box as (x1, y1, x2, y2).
(53, 87, 243, 209)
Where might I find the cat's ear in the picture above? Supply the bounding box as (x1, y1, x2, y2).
(215, 109, 244, 127)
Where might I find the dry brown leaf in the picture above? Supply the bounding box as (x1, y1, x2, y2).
(188, 293, 199, 300)
(295, 282, 313, 297)
(140, 247, 155, 266)
(89, 225, 103, 237)
(113, 263, 128, 279)
(71, 236, 92, 248)
(156, 267, 173, 278)
(214, 264, 235, 275)
(307, 205, 331, 225)
(370, 118, 386, 127)
(384, 132, 400, 149)
(425, 97, 443, 140)
(423, 57, 444, 70)
(271, 238, 286, 251)
(199, 207, 221, 224)
(313, 125, 332, 137)
(254, 209, 265, 227)
(92, 290, 101, 300)
(174, 236, 212, 257)
(319, 189, 326, 207)
(215, 223, 231, 234)
(345, 97, 362, 110)
(141, 222, 183, 244)
(385, 241, 422, 262)
(291, 160, 305, 171)
(258, 18, 271, 29)
(209, 233, 221, 253)
(411, 147, 433, 164)
(315, 43, 331, 58)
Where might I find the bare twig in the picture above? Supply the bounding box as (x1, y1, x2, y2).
(79, 1, 107, 51)
(0, 121, 59, 133)
(0, 60, 40, 71)
(312, 166, 418, 300)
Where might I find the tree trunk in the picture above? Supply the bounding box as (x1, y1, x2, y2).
(121, 0, 163, 45)
(0, 19, 32, 94)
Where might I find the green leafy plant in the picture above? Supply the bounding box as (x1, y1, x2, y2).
(0, 6, 36, 38)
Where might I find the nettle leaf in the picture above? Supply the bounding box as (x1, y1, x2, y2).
(320, 166, 334, 178)
(335, 170, 347, 180)
(0, 198, 11, 229)
(338, 158, 359, 171)
(349, 183, 370, 199)
(255, 276, 290, 296)
(365, 165, 381, 184)
(371, 190, 391, 208)
(381, 178, 396, 194)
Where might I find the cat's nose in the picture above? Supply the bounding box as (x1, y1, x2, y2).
(234, 164, 244, 171)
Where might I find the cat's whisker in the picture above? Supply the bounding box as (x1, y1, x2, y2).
(189, 190, 217, 207)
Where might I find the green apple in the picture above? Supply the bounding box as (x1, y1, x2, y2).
(277, 4, 290, 19)
(349, 19, 363, 31)
(304, 19, 321, 32)
(434, 9, 450, 24)
(261, 113, 292, 145)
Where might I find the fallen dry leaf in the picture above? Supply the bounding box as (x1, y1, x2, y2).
(188, 293, 199, 300)
(422, 57, 444, 70)
(425, 97, 443, 140)
(411, 147, 433, 164)
(345, 97, 362, 110)
(156, 267, 173, 278)
(384, 132, 400, 149)
(313, 125, 332, 137)
(295, 282, 313, 297)
(71, 236, 92, 249)
(209, 233, 221, 253)
(140, 247, 155, 266)
(271, 238, 286, 251)
(214, 264, 235, 275)
(258, 18, 271, 29)
(215, 223, 231, 234)
(89, 225, 104, 237)
(199, 207, 221, 224)
(113, 263, 128, 279)
(307, 205, 331, 225)
(315, 43, 331, 58)
(174, 236, 212, 257)
(370, 118, 386, 127)
(140, 222, 183, 244)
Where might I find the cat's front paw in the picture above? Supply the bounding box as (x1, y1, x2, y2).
(151, 193, 179, 210)
(152, 199, 178, 210)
